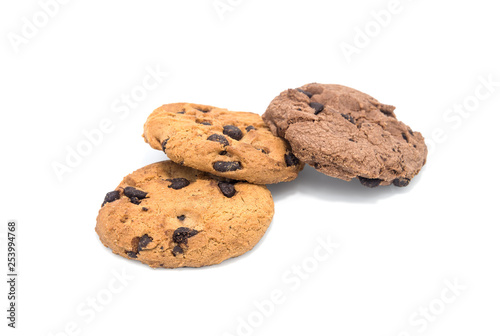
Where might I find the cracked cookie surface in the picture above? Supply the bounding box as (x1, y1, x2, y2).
(263, 83, 428, 187)
(95, 160, 274, 268)
(143, 103, 303, 184)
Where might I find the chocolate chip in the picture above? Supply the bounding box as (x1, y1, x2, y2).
(297, 88, 313, 98)
(310, 102, 324, 115)
(284, 153, 300, 167)
(172, 227, 199, 245)
(223, 125, 243, 140)
(137, 234, 153, 252)
(198, 121, 212, 126)
(358, 177, 382, 188)
(124, 187, 148, 200)
(129, 197, 141, 205)
(402, 133, 409, 142)
(177, 215, 186, 221)
(195, 108, 210, 113)
(393, 178, 410, 187)
(167, 178, 190, 190)
(348, 139, 355, 142)
(408, 129, 414, 136)
(142, 207, 148, 211)
(226, 178, 241, 184)
(213, 161, 242, 172)
(246, 125, 256, 132)
(161, 139, 169, 152)
(218, 182, 236, 198)
(176, 111, 185, 114)
(172, 245, 184, 256)
(126, 251, 138, 258)
(101, 190, 120, 207)
(219, 151, 228, 155)
(341, 113, 355, 124)
(207, 134, 229, 146)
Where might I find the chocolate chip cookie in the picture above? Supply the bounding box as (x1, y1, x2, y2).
(263, 83, 427, 187)
(143, 103, 303, 184)
(96, 160, 274, 268)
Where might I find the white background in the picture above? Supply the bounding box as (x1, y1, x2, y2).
(1, 0, 499, 335)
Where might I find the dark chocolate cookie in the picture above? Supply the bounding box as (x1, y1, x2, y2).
(263, 83, 427, 187)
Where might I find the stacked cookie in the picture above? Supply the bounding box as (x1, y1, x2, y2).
(264, 83, 427, 187)
(142, 103, 304, 184)
(95, 84, 427, 268)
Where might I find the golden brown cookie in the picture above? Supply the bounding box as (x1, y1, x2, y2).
(263, 83, 427, 187)
(95, 160, 274, 268)
(143, 103, 303, 184)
